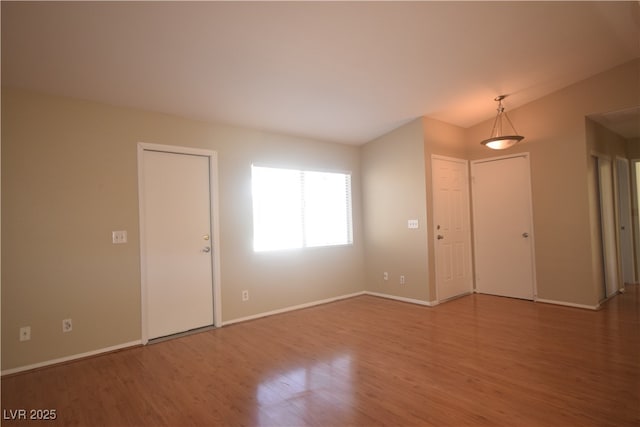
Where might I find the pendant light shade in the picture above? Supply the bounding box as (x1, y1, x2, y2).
(480, 95, 524, 150)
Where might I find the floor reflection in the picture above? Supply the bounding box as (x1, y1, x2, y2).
(256, 353, 353, 425)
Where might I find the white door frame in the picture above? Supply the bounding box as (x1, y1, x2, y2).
(137, 142, 223, 344)
(431, 154, 473, 303)
(615, 156, 634, 286)
(592, 152, 620, 298)
(631, 159, 640, 283)
(471, 152, 538, 300)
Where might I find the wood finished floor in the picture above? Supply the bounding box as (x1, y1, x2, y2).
(2, 287, 639, 427)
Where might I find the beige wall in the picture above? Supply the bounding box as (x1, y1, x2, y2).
(1, 89, 364, 370)
(465, 59, 640, 307)
(361, 118, 430, 301)
(625, 138, 640, 159)
(586, 119, 628, 157)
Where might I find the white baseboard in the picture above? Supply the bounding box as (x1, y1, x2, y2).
(365, 291, 436, 307)
(222, 291, 366, 326)
(535, 298, 600, 310)
(2, 340, 143, 376)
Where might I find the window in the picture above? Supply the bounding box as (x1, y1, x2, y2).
(251, 165, 353, 251)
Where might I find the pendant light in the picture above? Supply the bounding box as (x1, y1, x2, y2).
(480, 95, 524, 150)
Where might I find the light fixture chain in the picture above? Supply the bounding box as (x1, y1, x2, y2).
(503, 111, 519, 135)
(489, 110, 501, 138)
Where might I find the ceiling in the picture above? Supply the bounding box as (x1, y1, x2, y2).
(2, 1, 639, 145)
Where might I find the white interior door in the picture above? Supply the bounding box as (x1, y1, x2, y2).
(140, 148, 215, 340)
(432, 156, 473, 301)
(472, 155, 535, 300)
(616, 157, 634, 285)
(597, 157, 619, 297)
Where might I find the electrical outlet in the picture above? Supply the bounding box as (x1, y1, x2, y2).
(242, 290, 249, 301)
(400, 275, 406, 285)
(62, 318, 73, 333)
(19, 326, 31, 342)
(112, 230, 128, 244)
(383, 272, 389, 281)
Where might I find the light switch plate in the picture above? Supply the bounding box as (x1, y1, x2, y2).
(408, 219, 419, 229)
(112, 230, 128, 244)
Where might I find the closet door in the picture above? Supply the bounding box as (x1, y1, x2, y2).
(472, 155, 535, 300)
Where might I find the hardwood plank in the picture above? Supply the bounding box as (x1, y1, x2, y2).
(2, 287, 639, 426)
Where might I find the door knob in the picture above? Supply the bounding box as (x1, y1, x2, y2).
(522, 232, 529, 238)
(202, 246, 211, 253)
(437, 234, 444, 240)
